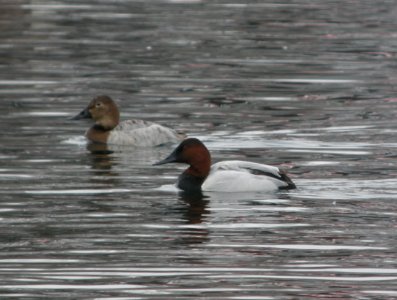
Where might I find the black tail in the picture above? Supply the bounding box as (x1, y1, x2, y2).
(279, 170, 296, 190)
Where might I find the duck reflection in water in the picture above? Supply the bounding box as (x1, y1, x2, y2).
(86, 142, 115, 172)
(179, 191, 209, 225)
(176, 191, 211, 245)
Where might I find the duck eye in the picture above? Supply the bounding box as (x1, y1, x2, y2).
(95, 102, 102, 108)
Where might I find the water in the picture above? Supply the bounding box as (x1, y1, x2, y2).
(1, 0, 397, 298)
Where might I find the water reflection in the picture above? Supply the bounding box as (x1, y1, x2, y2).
(2, 0, 397, 298)
(179, 191, 209, 224)
(176, 192, 210, 245)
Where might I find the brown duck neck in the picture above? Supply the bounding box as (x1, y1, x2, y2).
(177, 158, 211, 192)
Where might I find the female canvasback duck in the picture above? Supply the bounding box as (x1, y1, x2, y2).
(72, 95, 185, 146)
(154, 138, 296, 193)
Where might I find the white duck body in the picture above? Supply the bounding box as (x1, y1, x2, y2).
(107, 119, 185, 146)
(201, 160, 292, 192)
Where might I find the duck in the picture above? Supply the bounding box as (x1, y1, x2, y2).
(72, 95, 185, 146)
(154, 138, 296, 193)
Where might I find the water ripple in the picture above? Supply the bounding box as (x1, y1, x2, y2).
(1, 0, 396, 298)
(208, 244, 387, 251)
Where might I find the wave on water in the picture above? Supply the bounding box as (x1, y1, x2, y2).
(61, 136, 87, 146)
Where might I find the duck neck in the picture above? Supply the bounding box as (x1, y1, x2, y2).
(92, 124, 109, 131)
(86, 125, 111, 144)
(95, 104, 120, 131)
(177, 160, 211, 192)
(96, 115, 119, 131)
(177, 172, 206, 193)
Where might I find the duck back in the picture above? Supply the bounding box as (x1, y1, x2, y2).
(202, 160, 294, 192)
(107, 120, 185, 146)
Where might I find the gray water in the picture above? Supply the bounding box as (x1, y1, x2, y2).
(1, 0, 397, 299)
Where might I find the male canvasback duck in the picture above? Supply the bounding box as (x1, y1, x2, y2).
(154, 138, 296, 193)
(72, 95, 185, 146)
